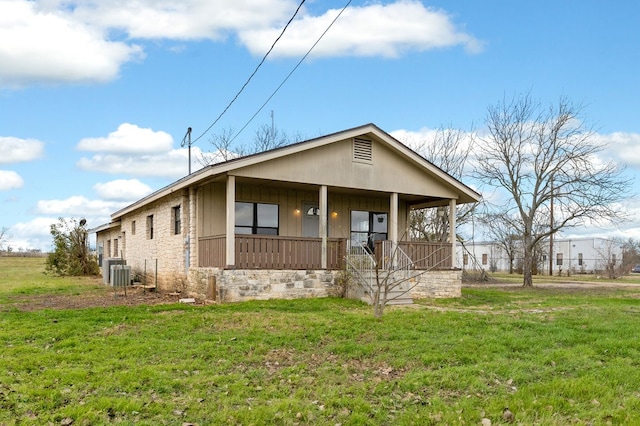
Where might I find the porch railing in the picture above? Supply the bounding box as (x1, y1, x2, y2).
(198, 236, 451, 270)
(198, 235, 345, 269)
(391, 241, 452, 269)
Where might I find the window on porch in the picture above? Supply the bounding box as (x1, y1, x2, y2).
(350, 210, 387, 251)
(235, 202, 279, 235)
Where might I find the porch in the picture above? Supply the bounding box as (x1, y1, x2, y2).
(198, 234, 452, 270)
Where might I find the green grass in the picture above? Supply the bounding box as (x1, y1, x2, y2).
(0, 257, 104, 303)
(1, 258, 640, 424)
(486, 270, 640, 285)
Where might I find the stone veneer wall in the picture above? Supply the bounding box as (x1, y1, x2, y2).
(186, 268, 460, 303)
(188, 268, 342, 303)
(117, 190, 189, 292)
(410, 269, 462, 299)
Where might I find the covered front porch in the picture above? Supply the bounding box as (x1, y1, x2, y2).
(197, 234, 454, 270)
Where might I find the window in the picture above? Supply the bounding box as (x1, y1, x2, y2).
(113, 238, 119, 258)
(350, 210, 388, 251)
(172, 205, 181, 235)
(235, 202, 279, 235)
(578, 253, 583, 266)
(463, 254, 469, 265)
(482, 253, 488, 265)
(106, 239, 111, 258)
(556, 253, 563, 266)
(147, 215, 154, 240)
(131, 220, 136, 235)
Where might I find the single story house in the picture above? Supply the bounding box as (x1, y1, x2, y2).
(93, 123, 481, 303)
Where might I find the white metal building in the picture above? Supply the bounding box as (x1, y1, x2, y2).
(457, 237, 623, 275)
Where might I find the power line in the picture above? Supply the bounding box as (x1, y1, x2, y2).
(228, 0, 353, 145)
(191, 0, 307, 145)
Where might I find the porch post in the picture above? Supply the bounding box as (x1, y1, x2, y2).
(226, 175, 236, 267)
(319, 185, 328, 269)
(390, 192, 399, 268)
(189, 186, 197, 269)
(449, 199, 456, 268)
(389, 193, 398, 245)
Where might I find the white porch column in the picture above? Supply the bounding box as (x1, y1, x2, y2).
(319, 185, 328, 269)
(389, 193, 398, 245)
(449, 199, 457, 268)
(390, 193, 399, 268)
(226, 175, 236, 267)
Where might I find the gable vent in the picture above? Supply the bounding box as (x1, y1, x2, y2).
(353, 138, 373, 163)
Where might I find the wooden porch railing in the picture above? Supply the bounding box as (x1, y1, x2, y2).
(198, 236, 450, 270)
(374, 241, 453, 270)
(198, 235, 346, 269)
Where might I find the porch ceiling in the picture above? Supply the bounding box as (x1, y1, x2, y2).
(228, 176, 452, 207)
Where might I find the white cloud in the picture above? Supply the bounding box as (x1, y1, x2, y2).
(77, 123, 174, 154)
(2, 1, 482, 88)
(0, 0, 143, 88)
(596, 131, 640, 169)
(8, 217, 57, 251)
(93, 179, 153, 201)
(240, 1, 483, 58)
(70, 0, 295, 40)
(0, 170, 24, 190)
(77, 146, 209, 178)
(0, 137, 44, 163)
(36, 195, 128, 217)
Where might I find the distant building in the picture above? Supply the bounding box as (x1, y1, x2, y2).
(457, 237, 623, 275)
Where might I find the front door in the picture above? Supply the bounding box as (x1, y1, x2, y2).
(302, 203, 319, 237)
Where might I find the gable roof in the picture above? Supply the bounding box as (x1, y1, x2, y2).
(111, 123, 481, 220)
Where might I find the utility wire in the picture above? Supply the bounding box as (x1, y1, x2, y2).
(191, 0, 307, 145)
(228, 0, 353, 145)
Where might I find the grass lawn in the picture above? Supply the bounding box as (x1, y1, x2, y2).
(1, 257, 640, 425)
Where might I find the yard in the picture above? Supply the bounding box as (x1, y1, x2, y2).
(1, 257, 640, 425)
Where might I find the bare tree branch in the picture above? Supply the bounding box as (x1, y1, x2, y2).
(474, 93, 633, 286)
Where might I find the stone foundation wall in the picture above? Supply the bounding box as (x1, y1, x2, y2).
(188, 268, 342, 303)
(411, 269, 462, 299)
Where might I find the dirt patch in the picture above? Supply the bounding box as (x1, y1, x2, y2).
(3, 285, 194, 312)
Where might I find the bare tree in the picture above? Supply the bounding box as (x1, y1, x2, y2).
(594, 238, 625, 279)
(479, 212, 521, 274)
(621, 238, 640, 273)
(473, 93, 632, 287)
(200, 124, 303, 167)
(0, 226, 9, 252)
(199, 127, 240, 166)
(404, 126, 476, 242)
(252, 124, 302, 154)
(346, 238, 452, 318)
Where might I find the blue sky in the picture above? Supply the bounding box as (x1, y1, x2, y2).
(2, 0, 640, 251)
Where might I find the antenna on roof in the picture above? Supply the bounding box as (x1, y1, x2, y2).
(181, 127, 193, 175)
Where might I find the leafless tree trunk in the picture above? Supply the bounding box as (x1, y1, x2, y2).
(473, 93, 631, 287)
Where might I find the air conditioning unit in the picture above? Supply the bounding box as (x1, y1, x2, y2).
(102, 258, 126, 284)
(110, 265, 131, 287)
